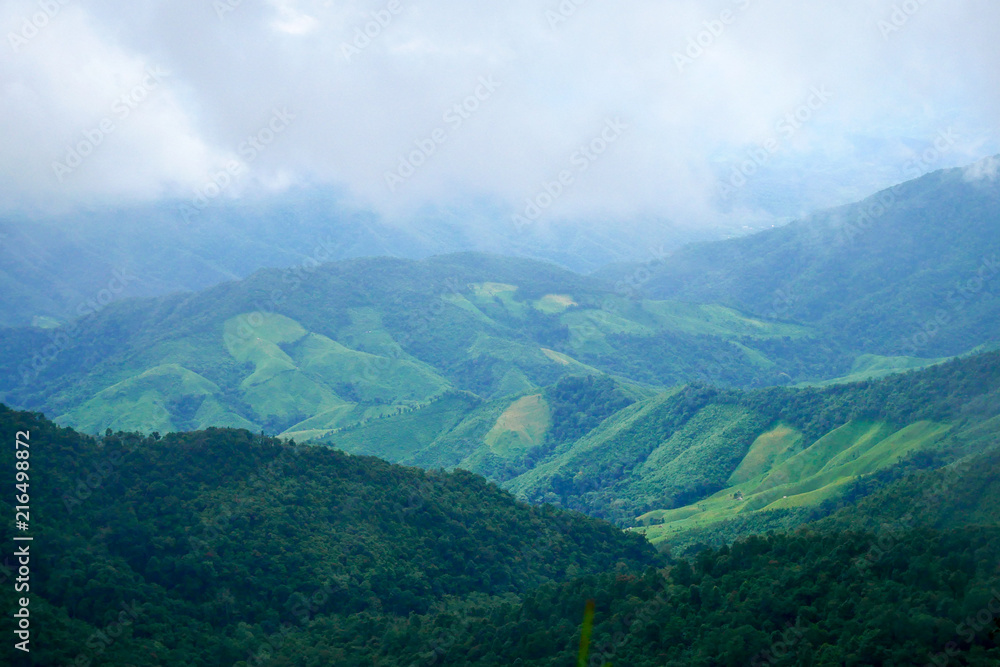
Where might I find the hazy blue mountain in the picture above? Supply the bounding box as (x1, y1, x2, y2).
(0, 189, 720, 328)
(613, 160, 1000, 358)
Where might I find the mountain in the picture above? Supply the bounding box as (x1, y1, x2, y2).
(3, 161, 1000, 665)
(5, 161, 1000, 439)
(330, 347, 1000, 550)
(1, 249, 999, 559)
(623, 349, 1000, 548)
(0, 252, 820, 438)
(613, 160, 1000, 359)
(0, 190, 720, 328)
(5, 404, 1000, 665)
(0, 405, 657, 666)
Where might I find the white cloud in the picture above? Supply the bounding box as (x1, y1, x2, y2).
(1, 0, 998, 224)
(964, 155, 999, 182)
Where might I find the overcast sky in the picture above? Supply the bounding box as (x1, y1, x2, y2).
(1, 0, 998, 227)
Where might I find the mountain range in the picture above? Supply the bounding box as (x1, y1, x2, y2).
(613, 159, 1000, 358)
(3, 159, 1000, 664)
(0, 190, 723, 329)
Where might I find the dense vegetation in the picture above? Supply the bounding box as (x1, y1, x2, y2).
(5, 400, 1000, 665)
(503, 351, 1000, 533)
(545, 375, 635, 445)
(262, 527, 1000, 666)
(0, 405, 657, 665)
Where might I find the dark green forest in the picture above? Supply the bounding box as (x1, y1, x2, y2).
(0, 405, 655, 665)
(4, 392, 1000, 665)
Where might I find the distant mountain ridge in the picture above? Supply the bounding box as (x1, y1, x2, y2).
(615, 159, 1000, 358)
(0, 189, 716, 328)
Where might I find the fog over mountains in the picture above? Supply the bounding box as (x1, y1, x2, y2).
(3, 2, 1000, 665)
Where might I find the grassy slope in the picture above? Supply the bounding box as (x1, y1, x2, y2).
(636, 419, 951, 542)
(497, 352, 1000, 548)
(313, 391, 483, 461)
(324, 351, 1000, 549)
(0, 253, 824, 439)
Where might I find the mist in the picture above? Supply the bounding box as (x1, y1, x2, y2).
(2, 0, 999, 229)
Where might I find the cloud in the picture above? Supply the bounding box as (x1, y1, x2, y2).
(1, 0, 998, 225)
(964, 155, 999, 182)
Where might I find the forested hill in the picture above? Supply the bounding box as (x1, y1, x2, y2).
(4, 404, 1000, 665)
(0, 404, 657, 665)
(617, 160, 1000, 357)
(486, 349, 999, 546)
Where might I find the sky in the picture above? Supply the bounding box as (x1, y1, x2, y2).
(1, 0, 998, 228)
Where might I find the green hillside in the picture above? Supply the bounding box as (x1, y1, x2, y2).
(497, 351, 1000, 547)
(325, 348, 997, 548)
(19, 274, 994, 556)
(814, 441, 1000, 536)
(5, 162, 1000, 443)
(323, 373, 642, 483)
(623, 162, 1000, 359)
(6, 404, 1000, 666)
(6, 245, 995, 561)
(0, 405, 657, 666)
(0, 253, 828, 439)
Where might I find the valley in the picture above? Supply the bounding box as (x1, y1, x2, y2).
(1, 162, 999, 665)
